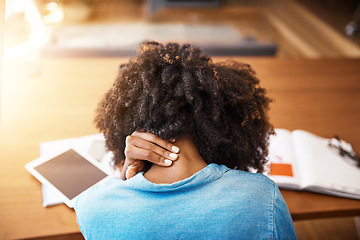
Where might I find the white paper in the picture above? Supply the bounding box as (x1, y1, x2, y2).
(39, 134, 118, 207)
(292, 130, 360, 198)
(268, 129, 302, 189)
(269, 129, 360, 200)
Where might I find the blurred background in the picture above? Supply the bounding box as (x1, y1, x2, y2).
(2, 0, 360, 60)
(1, 1, 360, 239)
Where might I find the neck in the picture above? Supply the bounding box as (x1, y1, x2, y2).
(144, 135, 208, 184)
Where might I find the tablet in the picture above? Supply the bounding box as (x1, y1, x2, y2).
(25, 148, 112, 208)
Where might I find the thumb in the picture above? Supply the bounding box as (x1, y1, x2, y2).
(126, 165, 141, 179)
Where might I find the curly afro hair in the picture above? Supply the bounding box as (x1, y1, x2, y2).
(95, 41, 274, 173)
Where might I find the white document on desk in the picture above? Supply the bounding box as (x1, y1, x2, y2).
(39, 134, 118, 207)
(268, 129, 360, 200)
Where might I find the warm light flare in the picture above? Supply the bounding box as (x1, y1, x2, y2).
(4, 0, 63, 60)
(43, 1, 64, 24)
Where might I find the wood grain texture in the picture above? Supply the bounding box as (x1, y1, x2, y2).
(294, 217, 359, 240)
(0, 57, 359, 239)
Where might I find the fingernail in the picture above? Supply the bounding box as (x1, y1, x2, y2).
(172, 146, 180, 153)
(169, 153, 178, 159)
(164, 159, 173, 166)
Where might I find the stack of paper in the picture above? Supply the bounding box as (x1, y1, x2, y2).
(36, 134, 119, 207)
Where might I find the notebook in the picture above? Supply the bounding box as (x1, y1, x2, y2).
(268, 129, 360, 200)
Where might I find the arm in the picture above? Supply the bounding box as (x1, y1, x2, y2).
(273, 186, 297, 239)
(120, 131, 180, 180)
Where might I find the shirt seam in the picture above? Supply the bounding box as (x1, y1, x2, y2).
(227, 169, 274, 184)
(271, 181, 276, 240)
(126, 165, 230, 192)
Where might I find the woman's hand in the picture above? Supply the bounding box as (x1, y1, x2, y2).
(120, 131, 180, 180)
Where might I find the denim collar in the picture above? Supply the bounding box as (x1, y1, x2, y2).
(125, 163, 229, 192)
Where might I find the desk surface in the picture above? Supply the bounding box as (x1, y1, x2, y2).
(1, 57, 360, 239)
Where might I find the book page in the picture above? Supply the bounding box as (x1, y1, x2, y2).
(268, 129, 302, 190)
(292, 130, 360, 198)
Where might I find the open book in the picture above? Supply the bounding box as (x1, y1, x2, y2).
(268, 129, 360, 200)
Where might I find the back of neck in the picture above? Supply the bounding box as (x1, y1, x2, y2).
(144, 135, 208, 184)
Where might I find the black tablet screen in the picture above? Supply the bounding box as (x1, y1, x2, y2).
(34, 149, 108, 199)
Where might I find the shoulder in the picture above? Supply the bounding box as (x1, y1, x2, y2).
(81, 177, 121, 196)
(221, 167, 277, 191)
(203, 164, 277, 199)
(222, 168, 297, 239)
(75, 177, 123, 211)
(220, 168, 286, 213)
(208, 165, 279, 209)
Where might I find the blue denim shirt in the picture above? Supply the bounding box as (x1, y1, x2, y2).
(75, 164, 297, 239)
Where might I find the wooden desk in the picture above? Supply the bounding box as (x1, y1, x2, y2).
(0, 57, 359, 239)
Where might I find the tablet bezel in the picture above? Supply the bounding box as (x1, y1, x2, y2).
(25, 148, 112, 208)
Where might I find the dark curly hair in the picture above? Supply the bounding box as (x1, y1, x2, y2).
(95, 41, 274, 173)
